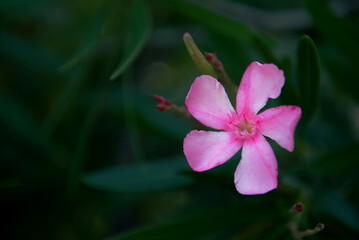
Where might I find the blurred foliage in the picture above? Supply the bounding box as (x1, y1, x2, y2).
(1, 0, 359, 239)
(297, 35, 320, 124)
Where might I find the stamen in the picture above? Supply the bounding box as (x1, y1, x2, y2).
(239, 122, 253, 134)
(232, 119, 257, 139)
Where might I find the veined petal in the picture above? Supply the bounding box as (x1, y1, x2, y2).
(257, 105, 301, 152)
(183, 130, 242, 172)
(185, 75, 235, 130)
(234, 134, 278, 195)
(236, 62, 285, 116)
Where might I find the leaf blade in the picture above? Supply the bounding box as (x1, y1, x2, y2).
(297, 35, 320, 122)
(104, 202, 280, 240)
(0, 93, 51, 153)
(82, 157, 192, 192)
(165, 0, 277, 62)
(318, 191, 359, 232)
(304, 0, 359, 102)
(109, 0, 151, 81)
(59, 9, 105, 72)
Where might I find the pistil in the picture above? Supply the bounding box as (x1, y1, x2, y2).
(233, 119, 257, 139)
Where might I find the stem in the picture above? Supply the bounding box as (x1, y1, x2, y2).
(219, 70, 237, 99)
(300, 223, 325, 238)
(288, 202, 324, 240)
(204, 52, 237, 100)
(170, 105, 191, 118)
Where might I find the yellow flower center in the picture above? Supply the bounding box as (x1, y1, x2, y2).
(239, 122, 253, 134)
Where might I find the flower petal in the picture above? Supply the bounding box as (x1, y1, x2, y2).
(234, 134, 278, 195)
(257, 105, 301, 152)
(185, 75, 235, 130)
(183, 130, 242, 172)
(236, 62, 285, 116)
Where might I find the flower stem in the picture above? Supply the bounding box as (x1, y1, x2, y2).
(153, 95, 191, 118)
(300, 223, 325, 238)
(220, 69, 237, 99)
(288, 202, 324, 239)
(204, 52, 237, 99)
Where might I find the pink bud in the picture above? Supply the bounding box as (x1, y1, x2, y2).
(292, 202, 304, 213)
(153, 95, 166, 104)
(153, 95, 172, 112)
(205, 52, 216, 62)
(214, 60, 223, 71)
(155, 104, 167, 112)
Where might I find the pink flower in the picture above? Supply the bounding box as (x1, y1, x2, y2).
(183, 61, 301, 195)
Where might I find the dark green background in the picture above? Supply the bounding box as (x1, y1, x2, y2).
(1, 0, 359, 239)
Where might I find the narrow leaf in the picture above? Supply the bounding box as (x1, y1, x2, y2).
(310, 143, 359, 177)
(43, 69, 86, 137)
(304, 0, 359, 102)
(105, 88, 190, 142)
(104, 203, 279, 240)
(67, 90, 102, 197)
(297, 35, 320, 122)
(0, 0, 55, 16)
(0, 31, 60, 76)
(304, 0, 359, 66)
(166, 0, 277, 63)
(109, 0, 151, 81)
(0, 93, 51, 153)
(82, 157, 192, 192)
(0, 178, 23, 189)
(321, 48, 359, 102)
(318, 191, 359, 232)
(59, 9, 105, 72)
(121, 69, 146, 163)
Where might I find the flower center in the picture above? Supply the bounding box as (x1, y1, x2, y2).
(239, 122, 253, 134)
(233, 119, 257, 140)
(227, 112, 258, 140)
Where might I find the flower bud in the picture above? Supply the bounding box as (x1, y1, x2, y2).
(183, 33, 217, 77)
(291, 202, 304, 213)
(153, 95, 172, 112)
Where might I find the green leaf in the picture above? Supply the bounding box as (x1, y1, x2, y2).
(59, 9, 105, 72)
(209, 34, 251, 84)
(0, 178, 23, 189)
(297, 35, 320, 122)
(0, 31, 60, 76)
(109, 0, 151, 81)
(310, 143, 359, 177)
(0, 0, 55, 16)
(230, 221, 287, 240)
(304, 0, 359, 66)
(82, 156, 192, 192)
(136, 95, 191, 142)
(104, 203, 279, 240)
(278, 57, 299, 106)
(318, 191, 359, 232)
(105, 88, 190, 142)
(304, 0, 359, 102)
(67, 90, 102, 198)
(121, 69, 146, 163)
(321, 48, 359, 102)
(0, 93, 52, 153)
(165, 0, 277, 62)
(42, 69, 86, 137)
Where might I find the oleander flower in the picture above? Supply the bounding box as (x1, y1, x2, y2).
(183, 61, 301, 195)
